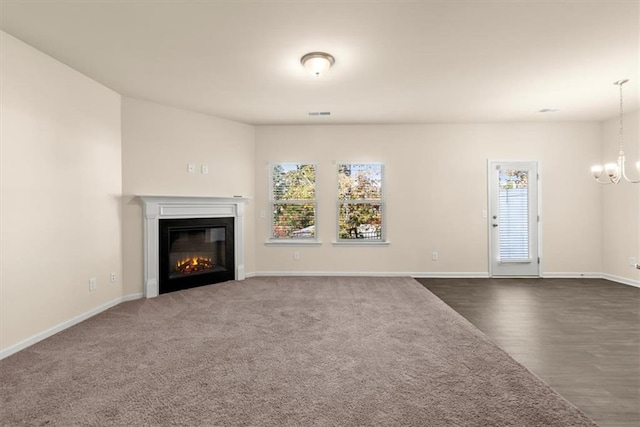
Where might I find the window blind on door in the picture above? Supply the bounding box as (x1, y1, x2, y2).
(498, 174, 530, 262)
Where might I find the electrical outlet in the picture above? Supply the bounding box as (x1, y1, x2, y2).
(293, 251, 300, 261)
(110, 272, 117, 283)
(260, 210, 266, 219)
(432, 252, 439, 261)
(630, 257, 637, 267)
(201, 165, 209, 174)
(89, 278, 97, 291)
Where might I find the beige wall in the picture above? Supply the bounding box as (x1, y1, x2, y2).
(254, 123, 603, 276)
(0, 32, 122, 352)
(601, 111, 640, 283)
(121, 97, 256, 297)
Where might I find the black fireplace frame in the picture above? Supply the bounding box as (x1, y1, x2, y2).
(159, 217, 235, 294)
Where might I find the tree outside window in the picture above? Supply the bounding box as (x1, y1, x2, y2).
(337, 163, 384, 241)
(270, 163, 316, 239)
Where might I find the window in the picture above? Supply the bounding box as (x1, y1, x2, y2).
(337, 163, 385, 242)
(269, 163, 317, 240)
(498, 169, 529, 261)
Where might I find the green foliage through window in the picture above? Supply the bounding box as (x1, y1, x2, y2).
(337, 164, 384, 240)
(499, 170, 528, 189)
(270, 164, 316, 239)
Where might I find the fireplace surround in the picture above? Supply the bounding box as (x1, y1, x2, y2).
(140, 196, 247, 298)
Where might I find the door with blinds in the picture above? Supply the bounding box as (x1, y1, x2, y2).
(489, 161, 539, 276)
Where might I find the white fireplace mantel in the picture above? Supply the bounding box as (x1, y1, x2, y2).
(140, 195, 248, 298)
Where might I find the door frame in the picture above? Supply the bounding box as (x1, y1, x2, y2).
(487, 159, 543, 277)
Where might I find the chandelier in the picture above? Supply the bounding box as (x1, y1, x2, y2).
(590, 79, 640, 184)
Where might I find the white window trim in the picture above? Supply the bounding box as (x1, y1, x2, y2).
(335, 162, 388, 245)
(267, 162, 320, 245)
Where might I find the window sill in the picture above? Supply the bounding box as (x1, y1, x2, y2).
(265, 240, 323, 247)
(332, 240, 390, 247)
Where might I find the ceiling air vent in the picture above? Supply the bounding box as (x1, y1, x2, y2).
(308, 111, 331, 116)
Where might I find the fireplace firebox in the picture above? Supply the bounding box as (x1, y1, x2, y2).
(159, 217, 234, 294)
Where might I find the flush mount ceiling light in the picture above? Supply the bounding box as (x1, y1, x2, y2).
(301, 52, 335, 77)
(591, 79, 640, 184)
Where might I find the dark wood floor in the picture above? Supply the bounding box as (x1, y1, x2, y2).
(417, 278, 640, 427)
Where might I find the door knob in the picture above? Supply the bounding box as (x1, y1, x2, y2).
(492, 224, 498, 227)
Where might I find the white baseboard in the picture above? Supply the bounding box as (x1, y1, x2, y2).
(254, 271, 490, 278)
(601, 273, 640, 288)
(411, 272, 490, 279)
(541, 272, 603, 279)
(254, 270, 639, 288)
(0, 293, 143, 360)
(122, 292, 144, 302)
(542, 272, 639, 288)
(255, 271, 407, 277)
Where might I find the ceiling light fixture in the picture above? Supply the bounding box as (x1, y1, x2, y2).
(301, 52, 335, 77)
(591, 79, 640, 184)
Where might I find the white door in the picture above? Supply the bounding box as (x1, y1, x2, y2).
(489, 161, 540, 276)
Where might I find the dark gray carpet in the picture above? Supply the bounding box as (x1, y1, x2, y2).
(0, 276, 597, 426)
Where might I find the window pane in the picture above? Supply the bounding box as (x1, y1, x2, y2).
(498, 169, 529, 260)
(338, 164, 382, 200)
(273, 164, 316, 200)
(272, 203, 316, 238)
(338, 203, 382, 240)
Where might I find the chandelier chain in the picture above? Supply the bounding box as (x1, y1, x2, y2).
(619, 80, 624, 154)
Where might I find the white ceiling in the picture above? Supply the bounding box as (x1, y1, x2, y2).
(1, 0, 638, 125)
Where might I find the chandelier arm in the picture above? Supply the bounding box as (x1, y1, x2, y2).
(619, 155, 640, 183)
(593, 176, 615, 185)
(620, 169, 640, 183)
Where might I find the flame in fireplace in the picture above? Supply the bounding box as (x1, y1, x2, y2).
(175, 256, 214, 275)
